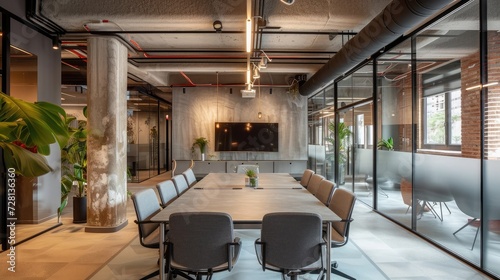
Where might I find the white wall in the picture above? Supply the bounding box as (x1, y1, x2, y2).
(172, 87, 308, 161)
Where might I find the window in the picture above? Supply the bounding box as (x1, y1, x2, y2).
(423, 89, 461, 149)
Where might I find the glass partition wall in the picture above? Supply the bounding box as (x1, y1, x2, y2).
(307, 0, 500, 277)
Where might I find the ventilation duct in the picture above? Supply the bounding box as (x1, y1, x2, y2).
(299, 0, 453, 96)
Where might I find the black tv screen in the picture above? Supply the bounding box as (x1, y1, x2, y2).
(215, 122, 278, 152)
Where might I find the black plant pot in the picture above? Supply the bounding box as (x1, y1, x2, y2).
(73, 196, 87, 223)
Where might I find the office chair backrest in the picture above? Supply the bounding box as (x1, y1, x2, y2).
(172, 174, 189, 196)
(315, 179, 335, 206)
(307, 174, 325, 195)
(261, 212, 323, 269)
(131, 188, 161, 246)
(329, 188, 356, 239)
(168, 212, 235, 270)
(182, 168, 197, 187)
(299, 169, 315, 187)
(156, 179, 178, 207)
(236, 164, 260, 174)
(171, 159, 177, 176)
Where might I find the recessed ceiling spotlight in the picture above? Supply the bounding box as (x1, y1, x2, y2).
(213, 20, 223, 32)
(280, 0, 295, 5)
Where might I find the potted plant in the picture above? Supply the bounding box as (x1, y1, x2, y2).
(0, 92, 69, 177)
(377, 137, 394, 151)
(60, 108, 88, 223)
(192, 137, 209, 161)
(245, 169, 258, 188)
(325, 121, 352, 184)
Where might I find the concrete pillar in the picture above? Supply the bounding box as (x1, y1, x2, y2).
(85, 37, 128, 232)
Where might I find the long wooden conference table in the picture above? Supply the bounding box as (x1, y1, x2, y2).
(151, 173, 340, 280)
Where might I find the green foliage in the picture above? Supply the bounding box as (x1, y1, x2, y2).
(245, 169, 256, 178)
(192, 137, 209, 154)
(0, 92, 69, 177)
(377, 137, 394, 150)
(61, 114, 88, 198)
(325, 121, 352, 163)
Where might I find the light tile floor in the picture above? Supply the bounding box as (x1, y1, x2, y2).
(0, 172, 494, 280)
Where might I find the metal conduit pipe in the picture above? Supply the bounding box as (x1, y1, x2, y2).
(299, 0, 453, 96)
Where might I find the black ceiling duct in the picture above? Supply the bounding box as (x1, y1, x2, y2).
(299, 0, 453, 96)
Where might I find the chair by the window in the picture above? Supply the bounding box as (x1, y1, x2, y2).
(299, 169, 315, 188)
(131, 188, 165, 280)
(255, 212, 326, 280)
(327, 188, 356, 280)
(171, 159, 177, 177)
(307, 174, 325, 195)
(182, 168, 197, 187)
(166, 212, 241, 280)
(172, 174, 190, 196)
(315, 180, 335, 206)
(156, 180, 178, 208)
(236, 164, 259, 174)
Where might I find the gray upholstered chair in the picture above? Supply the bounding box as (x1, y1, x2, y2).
(327, 188, 356, 280)
(182, 168, 197, 187)
(307, 174, 325, 195)
(255, 212, 326, 280)
(166, 212, 241, 280)
(315, 179, 335, 206)
(300, 169, 315, 188)
(236, 164, 260, 174)
(172, 174, 190, 196)
(156, 180, 178, 208)
(131, 188, 165, 280)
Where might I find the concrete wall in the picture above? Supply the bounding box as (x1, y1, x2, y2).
(172, 87, 307, 161)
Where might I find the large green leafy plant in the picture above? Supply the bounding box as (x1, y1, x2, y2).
(325, 121, 352, 163)
(59, 108, 88, 217)
(0, 92, 68, 177)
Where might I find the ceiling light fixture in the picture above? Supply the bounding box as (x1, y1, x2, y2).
(258, 50, 272, 69)
(280, 0, 295, 5)
(246, 18, 252, 53)
(216, 71, 220, 128)
(52, 36, 61, 50)
(252, 63, 260, 79)
(213, 20, 222, 32)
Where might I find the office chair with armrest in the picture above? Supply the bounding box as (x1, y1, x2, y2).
(255, 212, 326, 280)
(300, 169, 315, 188)
(315, 180, 335, 206)
(307, 174, 325, 195)
(172, 174, 190, 196)
(131, 188, 166, 280)
(166, 212, 241, 280)
(171, 159, 177, 177)
(327, 188, 357, 280)
(156, 179, 178, 208)
(183, 168, 197, 187)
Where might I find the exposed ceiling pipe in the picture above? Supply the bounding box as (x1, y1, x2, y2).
(299, 0, 454, 96)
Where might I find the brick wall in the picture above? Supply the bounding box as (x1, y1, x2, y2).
(486, 32, 500, 160)
(461, 52, 482, 159)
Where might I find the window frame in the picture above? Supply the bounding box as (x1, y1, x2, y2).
(421, 89, 461, 151)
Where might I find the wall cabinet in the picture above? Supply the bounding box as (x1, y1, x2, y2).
(175, 160, 307, 178)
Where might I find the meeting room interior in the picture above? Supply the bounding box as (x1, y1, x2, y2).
(1, 0, 500, 279)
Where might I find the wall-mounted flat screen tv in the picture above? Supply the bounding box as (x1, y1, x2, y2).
(215, 122, 278, 152)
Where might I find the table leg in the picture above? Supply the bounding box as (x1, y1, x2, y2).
(159, 223, 165, 280)
(326, 221, 331, 280)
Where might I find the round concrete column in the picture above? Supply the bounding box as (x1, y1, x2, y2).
(85, 36, 128, 232)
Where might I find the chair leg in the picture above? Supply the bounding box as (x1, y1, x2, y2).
(471, 225, 480, 251)
(331, 262, 356, 280)
(454, 218, 478, 235)
(140, 269, 159, 280)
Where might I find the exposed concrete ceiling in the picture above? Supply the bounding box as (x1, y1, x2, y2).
(35, 0, 391, 95)
(30, 0, 472, 101)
